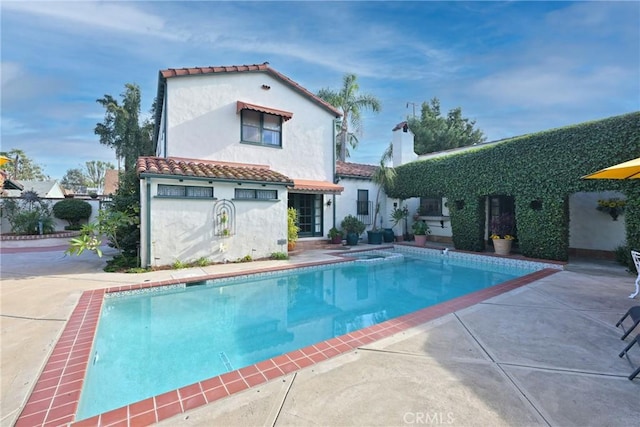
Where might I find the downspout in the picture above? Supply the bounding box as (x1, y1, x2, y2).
(163, 82, 168, 158)
(145, 177, 151, 268)
(332, 118, 338, 227)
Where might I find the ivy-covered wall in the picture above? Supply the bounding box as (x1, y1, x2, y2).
(389, 112, 640, 261)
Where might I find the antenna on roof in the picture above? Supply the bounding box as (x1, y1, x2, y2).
(406, 102, 416, 118)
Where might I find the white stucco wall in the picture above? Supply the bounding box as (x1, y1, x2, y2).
(392, 126, 417, 167)
(569, 191, 626, 251)
(164, 73, 337, 182)
(333, 178, 394, 235)
(140, 177, 288, 267)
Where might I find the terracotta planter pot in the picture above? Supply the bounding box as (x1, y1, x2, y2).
(288, 242, 296, 251)
(329, 235, 342, 244)
(395, 234, 404, 242)
(414, 235, 427, 246)
(492, 238, 512, 255)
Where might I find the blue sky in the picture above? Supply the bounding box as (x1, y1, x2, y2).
(2, 1, 639, 181)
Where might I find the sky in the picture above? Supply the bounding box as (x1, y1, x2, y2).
(1, 1, 639, 181)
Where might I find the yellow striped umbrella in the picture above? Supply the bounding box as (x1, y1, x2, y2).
(582, 157, 640, 180)
(0, 155, 11, 167)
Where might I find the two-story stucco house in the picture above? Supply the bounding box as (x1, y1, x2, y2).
(139, 63, 343, 267)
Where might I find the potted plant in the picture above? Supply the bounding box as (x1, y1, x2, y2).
(596, 198, 626, 221)
(341, 215, 365, 246)
(412, 220, 430, 246)
(287, 208, 300, 251)
(390, 205, 409, 242)
(490, 212, 515, 255)
(328, 227, 343, 244)
(368, 143, 396, 245)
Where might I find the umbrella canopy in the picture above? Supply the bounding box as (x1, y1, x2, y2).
(582, 157, 640, 180)
(0, 155, 11, 167)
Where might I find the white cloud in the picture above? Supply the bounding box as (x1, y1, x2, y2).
(0, 116, 37, 136)
(2, 1, 179, 40)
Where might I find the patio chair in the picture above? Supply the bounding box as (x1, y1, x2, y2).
(616, 306, 640, 340)
(631, 250, 640, 299)
(618, 333, 640, 381)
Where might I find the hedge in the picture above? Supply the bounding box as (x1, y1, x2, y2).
(388, 112, 640, 261)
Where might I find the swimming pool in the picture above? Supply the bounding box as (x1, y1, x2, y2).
(76, 249, 543, 419)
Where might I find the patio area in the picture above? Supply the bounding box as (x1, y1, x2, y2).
(1, 238, 638, 426)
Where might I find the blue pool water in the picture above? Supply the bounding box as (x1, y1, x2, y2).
(77, 250, 539, 419)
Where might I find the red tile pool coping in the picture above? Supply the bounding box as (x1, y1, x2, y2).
(15, 259, 561, 427)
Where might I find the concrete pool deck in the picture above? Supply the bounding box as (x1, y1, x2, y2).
(1, 238, 638, 426)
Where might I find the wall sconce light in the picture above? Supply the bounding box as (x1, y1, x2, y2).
(393, 202, 398, 208)
(326, 199, 332, 206)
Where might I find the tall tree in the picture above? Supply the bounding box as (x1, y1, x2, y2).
(0, 148, 48, 180)
(95, 84, 154, 172)
(61, 168, 87, 193)
(84, 160, 115, 190)
(317, 74, 381, 161)
(92, 84, 155, 268)
(408, 98, 486, 155)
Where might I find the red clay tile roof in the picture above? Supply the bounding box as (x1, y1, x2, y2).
(136, 157, 293, 185)
(335, 161, 378, 179)
(289, 179, 344, 194)
(236, 101, 293, 121)
(155, 63, 341, 141)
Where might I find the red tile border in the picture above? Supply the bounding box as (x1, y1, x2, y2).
(15, 254, 561, 427)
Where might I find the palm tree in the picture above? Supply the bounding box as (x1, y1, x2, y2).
(371, 143, 395, 230)
(317, 74, 381, 161)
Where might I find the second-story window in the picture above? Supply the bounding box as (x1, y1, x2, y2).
(241, 110, 282, 147)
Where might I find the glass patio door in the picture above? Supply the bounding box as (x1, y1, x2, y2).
(289, 193, 322, 237)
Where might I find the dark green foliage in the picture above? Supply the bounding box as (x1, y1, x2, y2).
(341, 215, 366, 234)
(613, 245, 636, 274)
(270, 252, 289, 260)
(109, 169, 141, 261)
(0, 194, 54, 235)
(53, 199, 92, 226)
(389, 112, 640, 261)
(104, 254, 139, 272)
(408, 98, 486, 155)
(11, 209, 55, 235)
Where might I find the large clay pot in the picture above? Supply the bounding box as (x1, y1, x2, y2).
(414, 235, 427, 246)
(492, 238, 512, 255)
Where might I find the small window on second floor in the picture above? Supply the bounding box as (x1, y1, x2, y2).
(241, 110, 282, 147)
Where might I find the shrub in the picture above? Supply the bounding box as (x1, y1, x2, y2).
(288, 208, 299, 244)
(614, 244, 637, 274)
(341, 215, 365, 234)
(1, 195, 54, 235)
(270, 252, 288, 260)
(53, 199, 92, 227)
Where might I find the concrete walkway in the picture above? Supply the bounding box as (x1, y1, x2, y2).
(1, 238, 638, 426)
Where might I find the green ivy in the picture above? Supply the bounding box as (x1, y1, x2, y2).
(389, 112, 640, 261)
